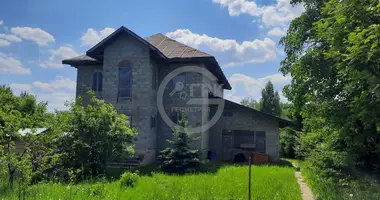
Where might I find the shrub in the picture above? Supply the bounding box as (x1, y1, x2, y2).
(280, 127, 299, 158)
(119, 171, 139, 188)
(55, 91, 137, 178)
(88, 184, 105, 197)
(159, 116, 201, 173)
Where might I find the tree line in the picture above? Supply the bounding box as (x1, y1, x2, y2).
(279, 0, 380, 178)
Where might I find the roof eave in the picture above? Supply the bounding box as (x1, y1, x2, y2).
(209, 94, 293, 127)
(168, 57, 232, 90)
(62, 60, 102, 66)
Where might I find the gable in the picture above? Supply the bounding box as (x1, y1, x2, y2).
(86, 26, 167, 60)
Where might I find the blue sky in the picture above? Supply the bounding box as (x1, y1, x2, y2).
(0, 0, 304, 110)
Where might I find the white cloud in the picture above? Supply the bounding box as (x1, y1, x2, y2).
(9, 83, 33, 95)
(9, 76, 76, 111)
(212, 0, 264, 16)
(268, 27, 287, 36)
(81, 27, 115, 46)
(33, 76, 76, 92)
(213, 0, 304, 27)
(0, 34, 22, 42)
(0, 53, 31, 74)
(166, 29, 277, 66)
(0, 39, 10, 46)
(40, 46, 79, 69)
(39, 61, 63, 69)
(11, 27, 55, 45)
(225, 73, 291, 103)
(0, 20, 3, 26)
(49, 46, 79, 60)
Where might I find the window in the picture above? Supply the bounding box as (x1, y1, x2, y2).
(150, 115, 156, 128)
(232, 130, 266, 153)
(170, 74, 185, 89)
(118, 60, 132, 98)
(233, 130, 255, 148)
(255, 131, 266, 153)
(92, 71, 103, 92)
(223, 110, 233, 117)
(152, 66, 157, 90)
(171, 112, 183, 124)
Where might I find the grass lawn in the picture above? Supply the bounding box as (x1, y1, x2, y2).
(288, 159, 380, 200)
(1, 165, 301, 200)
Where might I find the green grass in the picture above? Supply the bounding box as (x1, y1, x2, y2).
(1, 165, 301, 200)
(287, 159, 380, 200)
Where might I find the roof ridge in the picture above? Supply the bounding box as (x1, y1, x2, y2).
(145, 33, 212, 58)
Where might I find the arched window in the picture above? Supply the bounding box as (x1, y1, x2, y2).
(118, 60, 132, 98)
(92, 71, 103, 92)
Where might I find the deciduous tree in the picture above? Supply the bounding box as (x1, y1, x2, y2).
(55, 91, 137, 177)
(259, 81, 282, 117)
(281, 0, 380, 172)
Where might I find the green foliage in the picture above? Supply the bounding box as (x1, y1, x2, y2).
(259, 81, 282, 117)
(279, 102, 292, 120)
(281, 0, 380, 173)
(240, 98, 261, 110)
(159, 115, 201, 173)
(0, 85, 60, 190)
(290, 159, 380, 200)
(119, 171, 139, 188)
(280, 127, 299, 158)
(0, 165, 302, 200)
(87, 184, 105, 198)
(55, 91, 137, 178)
(68, 168, 82, 184)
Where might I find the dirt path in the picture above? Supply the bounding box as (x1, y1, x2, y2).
(295, 171, 315, 200)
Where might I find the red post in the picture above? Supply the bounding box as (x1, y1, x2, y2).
(248, 156, 252, 200)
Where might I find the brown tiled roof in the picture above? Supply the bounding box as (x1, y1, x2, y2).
(62, 26, 231, 89)
(144, 33, 212, 59)
(63, 30, 212, 65)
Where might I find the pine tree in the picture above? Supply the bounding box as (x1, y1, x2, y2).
(260, 81, 281, 117)
(159, 115, 200, 173)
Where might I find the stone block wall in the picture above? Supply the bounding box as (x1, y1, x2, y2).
(156, 63, 213, 152)
(208, 107, 280, 162)
(76, 34, 158, 166)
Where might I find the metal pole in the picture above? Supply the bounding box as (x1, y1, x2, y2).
(248, 156, 252, 200)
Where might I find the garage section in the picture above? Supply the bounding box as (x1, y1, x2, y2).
(222, 129, 266, 162)
(208, 98, 291, 163)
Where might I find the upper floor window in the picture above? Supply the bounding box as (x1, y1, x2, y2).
(170, 74, 185, 87)
(152, 66, 157, 90)
(169, 74, 186, 95)
(92, 71, 103, 92)
(118, 60, 132, 98)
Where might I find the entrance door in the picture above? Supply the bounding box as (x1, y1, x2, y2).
(222, 134, 233, 161)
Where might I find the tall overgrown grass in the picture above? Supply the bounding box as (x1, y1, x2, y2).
(289, 159, 380, 200)
(0, 165, 301, 200)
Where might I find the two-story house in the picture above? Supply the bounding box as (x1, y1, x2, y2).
(63, 26, 291, 166)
